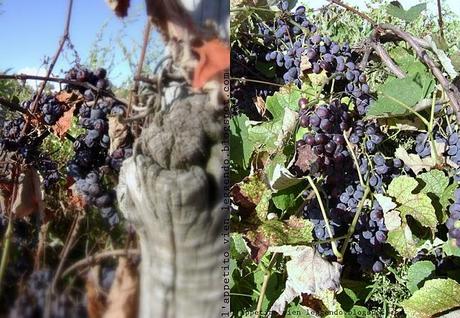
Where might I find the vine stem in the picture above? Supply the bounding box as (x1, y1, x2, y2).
(50, 210, 85, 293)
(340, 186, 371, 256)
(0, 219, 13, 298)
(61, 249, 140, 277)
(30, 0, 73, 114)
(306, 176, 343, 262)
(127, 20, 151, 118)
(255, 253, 278, 318)
(0, 166, 19, 298)
(428, 92, 438, 164)
(231, 77, 284, 87)
(382, 93, 430, 127)
(327, 0, 376, 25)
(377, 24, 460, 124)
(0, 74, 127, 106)
(343, 130, 365, 188)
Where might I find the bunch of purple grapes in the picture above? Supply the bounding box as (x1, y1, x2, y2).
(39, 95, 64, 125)
(349, 201, 391, 272)
(65, 66, 133, 227)
(349, 120, 384, 153)
(296, 98, 353, 170)
(65, 65, 109, 91)
(74, 171, 119, 227)
(230, 46, 276, 119)
(8, 269, 87, 318)
(303, 198, 341, 259)
(257, 2, 372, 114)
(447, 189, 460, 247)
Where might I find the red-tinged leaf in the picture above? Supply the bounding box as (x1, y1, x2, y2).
(230, 171, 269, 218)
(55, 91, 78, 103)
(244, 231, 270, 263)
(244, 217, 314, 263)
(192, 38, 230, 89)
(106, 0, 130, 17)
(53, 105, 75, 138)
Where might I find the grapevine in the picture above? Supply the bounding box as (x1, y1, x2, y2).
(230, 1, 460, 317)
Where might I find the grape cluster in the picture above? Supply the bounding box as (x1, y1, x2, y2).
(65, 65, 109, 91)
(0, 117, 27, 149)
(349, 201, 390, 272)
(349, 120, 384, 153)
(446, 130, 460, 181)
(359, 153, 402, 193)
(447, 189, 460, 247)
(257, 2, 373, 114)
(260, 5, 316, 85)
(296, 98, 352, 170)
(75, 171, 119, 227)
(294, 93, 398, 271)
(231, 46, 276, 119)
(39, 96, 64, 125)
(36, 154, 60, 189)
(65, 66, 132, 227)
(0, 117, 60, 189)
(303, 199, 339, 258)
(9, 269, 87, 318)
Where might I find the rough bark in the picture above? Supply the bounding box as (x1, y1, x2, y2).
(117, 92, 224, 318)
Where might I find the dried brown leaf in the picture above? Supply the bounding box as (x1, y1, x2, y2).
(53, 105, 75, 138)
(86, 266, 107, 318)
(105, 0, 130, 17)
(102, 257, 139, 318)
(254, 96, 266, 117)
(267, 246, 342, 316)
(55, 91, 78, 103)
(108, 116, 128, 155)
(12, 168, 43, 219)
(294, 144, 319, 174)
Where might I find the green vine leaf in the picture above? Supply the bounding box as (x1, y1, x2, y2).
(366, 72, 434, 119)
(230, 114, 253, 168)
(245, 217, 314, 262)
(386, 2, 426, 23)
(406, 261, 436, 293)
(419, 170, 449, 198)
(388, 176, 437, 230)
(419, 170, 453, 222)
(387, 223, 418, 258)
(401, 278, 460, 318)
(265, 85, 301, 121)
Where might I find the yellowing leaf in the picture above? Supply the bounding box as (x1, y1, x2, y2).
(387, 223, 418, 258)
(388, 176, 437, 230)
(402, 279, 460, 318)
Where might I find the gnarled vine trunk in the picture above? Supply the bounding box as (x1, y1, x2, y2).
(117, 91, 225, 317)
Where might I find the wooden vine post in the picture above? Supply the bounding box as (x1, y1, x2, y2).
(113, 0, 230, 317)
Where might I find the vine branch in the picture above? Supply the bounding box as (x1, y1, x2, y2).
(31, 0, 74, 114)
(377, 24, 460, 124)
(327, 0, 375, 26)
(0, 74, 127, 105)
(61, 249, 140, 277)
